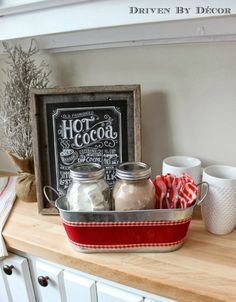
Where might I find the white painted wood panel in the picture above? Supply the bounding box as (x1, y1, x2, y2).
(0, 262, 11, 302)
(145, 297, 176, 302)
(97, 283, 143, 302)
(1, 252, 175, 302)
(2, 254, 35, 302)
(1, 15, 236, 55)
(0, 0, 88, 16)
(35, 260, 65, 302)
(0, 1, 236, 53)
(63, 270, 97, 302)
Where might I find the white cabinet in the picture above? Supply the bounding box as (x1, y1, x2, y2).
(97, 283, 143, 302)
(145, 298, 176, 302)
(0, 262, 11, 302)
(35, 260, 65, 302)
(1, 253, 175, 302)
(63, 271, 97, 302)
(2, 254, 35, 302)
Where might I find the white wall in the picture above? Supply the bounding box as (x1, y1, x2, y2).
(1, 42, 236, 175)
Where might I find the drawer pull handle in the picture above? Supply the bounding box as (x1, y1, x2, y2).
(3, 265, 14, 275)
(38, 276, 49, 287)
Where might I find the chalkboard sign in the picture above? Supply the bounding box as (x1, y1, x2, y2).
(47, 100, 128, 194)
(31, 85, 141, 214)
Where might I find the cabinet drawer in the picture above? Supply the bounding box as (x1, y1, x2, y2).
(97, 283, 143, 302)
(2, 254, 35, 302)
(35, 260, 65, 302)
(63, 270, 97, 302)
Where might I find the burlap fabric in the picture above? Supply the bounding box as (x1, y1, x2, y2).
(8, 153, 36, 203)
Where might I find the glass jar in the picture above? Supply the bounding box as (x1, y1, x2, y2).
(66, 163, 110, 211)
(112, 162, 156, 211)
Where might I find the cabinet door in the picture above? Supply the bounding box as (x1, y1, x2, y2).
(2, 254, 35, 302)
(0, 261, 11, 302)
(97, 283, 143, 302)
(145, 297, 176, 302)
(35, 260, 65, 302)
(63, 270, 97, 302)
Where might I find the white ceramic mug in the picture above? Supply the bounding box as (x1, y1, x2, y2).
(162, 156, 202, 184)
(201, 165, 236, 235)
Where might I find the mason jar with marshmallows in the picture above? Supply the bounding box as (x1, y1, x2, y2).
(66, 163, 110, 211)
(112, 162, 156, 211)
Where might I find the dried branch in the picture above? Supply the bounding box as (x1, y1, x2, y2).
(0, 40, 51, 159)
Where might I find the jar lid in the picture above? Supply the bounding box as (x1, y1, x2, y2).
(116, 162, 151, 180)
(70, 163, 104, 180)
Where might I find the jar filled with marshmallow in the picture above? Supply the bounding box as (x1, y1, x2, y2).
(112, 162, 156, 211)
(66, 163, 110, 211)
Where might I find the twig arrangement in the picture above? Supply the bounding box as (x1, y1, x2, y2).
(0, 40, 51, 159)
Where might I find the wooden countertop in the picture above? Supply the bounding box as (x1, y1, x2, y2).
(3, 200, 236, 302)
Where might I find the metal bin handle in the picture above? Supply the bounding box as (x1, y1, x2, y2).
(43, 185, 60, 207)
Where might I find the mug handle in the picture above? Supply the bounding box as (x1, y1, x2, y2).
(195, 181, 209, 206)
(43, 185, 60, 207)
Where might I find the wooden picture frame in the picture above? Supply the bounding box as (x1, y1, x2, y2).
(31, 85, 141, 214)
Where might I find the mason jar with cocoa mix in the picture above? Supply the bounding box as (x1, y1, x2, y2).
(112, 162, 156, 211)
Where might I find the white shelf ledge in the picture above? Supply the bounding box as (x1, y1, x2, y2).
(0, 0, 89, 16)
(0, 1, 236, 53)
